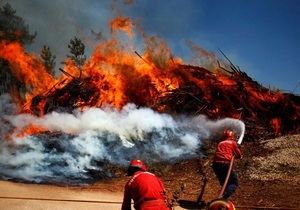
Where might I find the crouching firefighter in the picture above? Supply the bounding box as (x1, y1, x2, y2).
(121, 159, 172, 210)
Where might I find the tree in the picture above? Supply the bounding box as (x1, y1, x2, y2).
(0, 3, 37, 46)
(0, 3, 37, 97)
(66, 36, 86, 78)
(41, 45, 56, 76)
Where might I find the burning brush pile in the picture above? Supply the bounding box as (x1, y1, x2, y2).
(0, 14, 299, 185)
(25, 51, 300, 140)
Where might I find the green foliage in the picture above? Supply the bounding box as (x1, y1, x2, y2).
(0, 3, 37, 46)
(41, 45, 56, 76)
(66, 36, 86, 77)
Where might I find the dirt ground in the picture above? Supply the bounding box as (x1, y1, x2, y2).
(158, 134, 300, 209)
(66, 133, 300, 209)
(0, 134, 299, 210)
(161, 134, 300, 209)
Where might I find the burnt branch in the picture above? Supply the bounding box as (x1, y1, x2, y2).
(59, 68, 76, 79)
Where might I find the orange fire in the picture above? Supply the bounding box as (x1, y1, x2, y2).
(0, 40, 60, 112)
(0, 15, 299, 138)
(16, 125, 47, 138)
(74, 16, 185, 109)
(0, 41, 56, 92)
(109, 16, 135, 38)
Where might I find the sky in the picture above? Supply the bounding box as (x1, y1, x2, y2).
(2, 0, 300, 95)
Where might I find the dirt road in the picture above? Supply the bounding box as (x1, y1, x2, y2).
(0, 180, 125, 210)
(0, 180, 190, 210)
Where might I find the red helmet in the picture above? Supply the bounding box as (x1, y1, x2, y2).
(128, 159, 147, 171)
(223, 130, 235, 139)
(208, 199, 236, 210)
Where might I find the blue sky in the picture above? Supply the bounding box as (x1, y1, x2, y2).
(3, 0, 300, 94)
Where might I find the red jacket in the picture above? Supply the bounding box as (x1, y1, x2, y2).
(213, 138, 242, 164)
(121, 171, 169, 210)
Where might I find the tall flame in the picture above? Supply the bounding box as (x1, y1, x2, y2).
(0, 14, 299, 138)
(0, 41, 56, 95)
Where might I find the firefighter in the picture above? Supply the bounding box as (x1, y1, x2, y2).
(121, 159, 172, 210)
(211, 130, 242, 200)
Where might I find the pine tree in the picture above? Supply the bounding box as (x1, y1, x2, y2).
(0, 3, 37, 46)
(41, 45, 56, 76)
(66, 36, 86, 78)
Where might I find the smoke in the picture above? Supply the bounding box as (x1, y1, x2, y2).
(0, 94, 245, 185)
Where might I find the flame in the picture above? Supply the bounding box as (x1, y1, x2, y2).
(0, 41, 59, 109)
(270, 118, 281, 136)
(78, 17, 185, 109)
(0, 41, 56, 92)
(17, 124, 47, 138)
(109, 16, 134, 38)
(0, 14, 299, 138)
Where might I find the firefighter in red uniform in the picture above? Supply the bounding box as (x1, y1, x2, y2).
(212, 130, 242, 200)
(121, 159, 172, 210)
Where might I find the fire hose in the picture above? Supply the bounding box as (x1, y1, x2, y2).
(218, 155, 235, 199)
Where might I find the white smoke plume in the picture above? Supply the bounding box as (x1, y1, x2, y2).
(0, 94, 245, 185)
